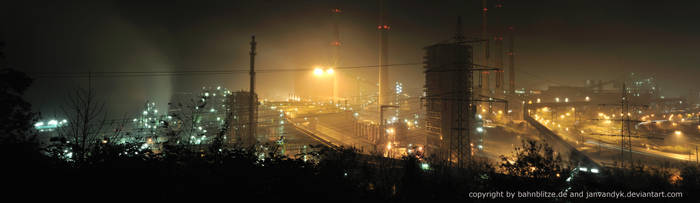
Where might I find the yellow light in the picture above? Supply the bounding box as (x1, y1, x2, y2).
(313, 67, 324, 76)
(326, 68, 334, 75)
(674, 130, 682, 136)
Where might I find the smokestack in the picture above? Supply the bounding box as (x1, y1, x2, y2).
(378, 0, 390, 109)
(249, 35, 257, 144)
(480, 0, 490, 95)
(495, 35, 504, 91)
(454, 16, 465, 42)
(331, 8, 342, 102)
(508, 26, 515, 93)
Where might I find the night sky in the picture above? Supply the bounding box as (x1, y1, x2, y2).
(2, 0, 699, 117)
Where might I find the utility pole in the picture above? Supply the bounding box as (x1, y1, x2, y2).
(593, 83, 651, 167)
(249, 36, 257, 145)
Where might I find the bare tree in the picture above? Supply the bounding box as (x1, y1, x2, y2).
(59, 86, 106, 163)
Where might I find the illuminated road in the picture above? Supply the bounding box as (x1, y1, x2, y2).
(525, 105, 700, 167)
(285, 112, 377, 152)
(584, 140, 691, 161)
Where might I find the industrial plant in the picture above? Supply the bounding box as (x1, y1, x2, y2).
(2, 0, 699, 201)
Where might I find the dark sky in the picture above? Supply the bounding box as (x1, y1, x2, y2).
(2, 0, 699, 118)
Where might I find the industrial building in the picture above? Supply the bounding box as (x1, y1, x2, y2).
(228, 90, 258, 145)
(423, 41, 473, 164)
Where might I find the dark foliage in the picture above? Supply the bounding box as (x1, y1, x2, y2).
(0, 68, 36, 142)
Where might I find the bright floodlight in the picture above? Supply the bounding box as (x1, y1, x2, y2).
(421, 163, 430, 170)
(313, 67, 324, 76)
(326, 68, 334, 75)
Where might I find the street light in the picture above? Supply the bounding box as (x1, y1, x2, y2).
(312, 66, 337, 102)
(313, 67, 324, 76)
(380, 105, 399, 154)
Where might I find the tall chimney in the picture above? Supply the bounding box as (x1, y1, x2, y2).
(249, 36, 257, 144)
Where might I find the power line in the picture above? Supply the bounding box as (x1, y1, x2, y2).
(27, 63, 424, 78)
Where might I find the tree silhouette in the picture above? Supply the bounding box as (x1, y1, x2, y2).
(499, 139, 565, 179)
(57, 84, 107, 163)
(0, 41, 37, 143)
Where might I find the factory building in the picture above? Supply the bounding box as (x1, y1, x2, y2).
(423, 41, 474, 163)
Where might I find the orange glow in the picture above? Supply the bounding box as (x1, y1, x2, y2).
(313, 67, 324, 76)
